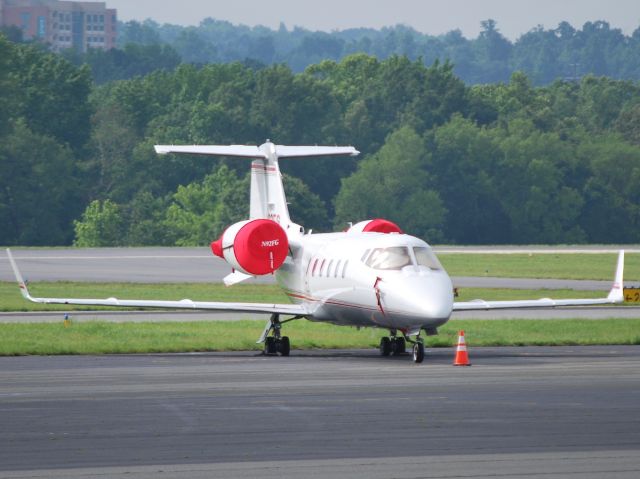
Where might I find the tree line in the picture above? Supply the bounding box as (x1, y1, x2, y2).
(8, 18, 638, 86)
(103, 18, 640, 85)
(1, 33, 639, 247)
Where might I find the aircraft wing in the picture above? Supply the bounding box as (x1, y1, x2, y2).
(6, 249, 307, 317)
(274, 145, 360, 158)
(453, 250, 625, 311)
(154, 145, 265, 158)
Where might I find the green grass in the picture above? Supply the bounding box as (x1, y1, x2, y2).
(0, 319, 638, 356)
(439, 253, 640, 281)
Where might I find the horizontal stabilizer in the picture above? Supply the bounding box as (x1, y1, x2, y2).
(274, 145, 359, 158)
(154, 143, 359, 159)
(154, 145, 265, 158)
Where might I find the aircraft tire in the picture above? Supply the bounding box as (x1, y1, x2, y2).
(380, 337, 391, 356)
(412, 342, 425, 363)
(279, 336, 290, 356)
(392, 337, 406, 355)
(265, 337, 277, 355)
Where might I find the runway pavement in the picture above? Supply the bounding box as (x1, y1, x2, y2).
(0, 346, 639, 478)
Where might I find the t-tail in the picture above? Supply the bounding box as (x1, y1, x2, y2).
(155, 140, 359, 233)
(155, 140, 359, 284)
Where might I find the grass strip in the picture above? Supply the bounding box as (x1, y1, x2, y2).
(439, 253, 639, 281)
(0, 319, 638, 356)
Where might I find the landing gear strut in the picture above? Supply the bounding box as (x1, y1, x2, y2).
(379, 330, 423, 363)
(259, 314, 291, 356)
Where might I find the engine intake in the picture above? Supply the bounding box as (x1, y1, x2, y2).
(211, 219, 289, 276)
(348, 219, 403, 234)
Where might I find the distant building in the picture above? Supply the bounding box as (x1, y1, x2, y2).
(0, 0, 117, 52)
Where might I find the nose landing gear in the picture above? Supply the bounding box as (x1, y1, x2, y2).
(379, 330, 424, 363)
(412, 340, 425, 363)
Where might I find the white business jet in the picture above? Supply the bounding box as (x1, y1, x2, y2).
(7, 141, 625, 363)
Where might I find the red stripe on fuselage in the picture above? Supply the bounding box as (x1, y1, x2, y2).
(251, 164, 277, 173)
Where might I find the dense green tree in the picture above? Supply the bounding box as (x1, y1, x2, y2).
(0, 35, 17, 136)
(334, 127, 446, 241)
(123, 191, 173, 246)
(163, 165, 249, 246)
(282, 174, 330, 232)
(615, 103, 640, 145)
(576, 76, 640, 131)
(118, 20, 162, 45)
(73, 199, 125, 247)
(9, 44, 92, 152)
(578, 136, 640, 243)
(80, 43, 181, 84)
(0, 121, 82, 245)
(427, 115, 508, 243)
(495, 121, 586, 243)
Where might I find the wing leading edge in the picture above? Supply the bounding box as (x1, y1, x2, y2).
(6, 249, 307, 317)
(154, 144, 360, 159)
(453, 250, 625, 311)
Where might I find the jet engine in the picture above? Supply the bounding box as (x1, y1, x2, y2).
(348, 218, 403, 234)
(211, 219, 289, 276)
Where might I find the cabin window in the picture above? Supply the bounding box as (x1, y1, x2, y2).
(342, 260, 349, 278)
(413, 247, 442, 270)
(360, 249, 370, 262)
(365, 247, 412, 270)
(311, 258, 318, 276)
(334, 260, 342, 277)
(319, 259, 326, 276)
(326, 259, 333, 277)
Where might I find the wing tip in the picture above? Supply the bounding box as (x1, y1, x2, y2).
(607, 249, 625, 303)
(6, 249, 32, 301)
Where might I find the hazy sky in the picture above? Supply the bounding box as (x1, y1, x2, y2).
(106, 0, 640, 39)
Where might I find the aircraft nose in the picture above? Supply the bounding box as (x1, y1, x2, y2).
(384, 271, 454, 320)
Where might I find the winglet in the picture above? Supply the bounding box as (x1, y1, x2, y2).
(607, 250, 625, 302)
(6, 249, 33, 301)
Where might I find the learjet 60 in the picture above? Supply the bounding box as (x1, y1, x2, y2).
(7, 141, 625, 363)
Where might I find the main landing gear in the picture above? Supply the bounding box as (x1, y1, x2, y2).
(379, 330, 424, 363)
(259, 314, 292, 356)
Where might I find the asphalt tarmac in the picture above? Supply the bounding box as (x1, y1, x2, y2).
(0, 346, 639, 478)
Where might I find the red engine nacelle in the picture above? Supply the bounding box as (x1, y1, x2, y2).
(348, 218, 403, 234)
(211, 219, 289, 276)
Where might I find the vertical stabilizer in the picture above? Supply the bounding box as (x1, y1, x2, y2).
(250, 142, 292, 228)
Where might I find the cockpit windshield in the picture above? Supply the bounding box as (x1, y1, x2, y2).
(413, 246, 442, 270)
(364, 247, 412, 270)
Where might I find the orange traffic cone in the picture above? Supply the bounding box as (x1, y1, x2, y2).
(453, 330, 471, 366)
